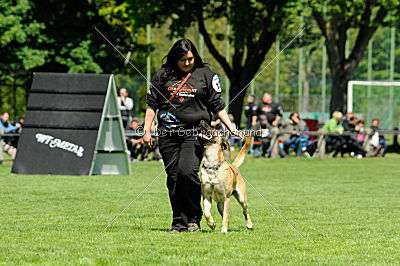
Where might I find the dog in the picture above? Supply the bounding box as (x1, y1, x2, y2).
(199, 121, 254, 233)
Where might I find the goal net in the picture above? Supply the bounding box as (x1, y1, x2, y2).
(348, 81, 400, 129)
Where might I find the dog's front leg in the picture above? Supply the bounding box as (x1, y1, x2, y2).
(221, 197, 231, 233)
(203, 196, 216, 230)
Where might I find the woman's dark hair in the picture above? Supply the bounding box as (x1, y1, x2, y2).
(161, 39, 204, 77)
(290, 112, 299, 119)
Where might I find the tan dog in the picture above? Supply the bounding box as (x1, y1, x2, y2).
(199, 122, 254, 233)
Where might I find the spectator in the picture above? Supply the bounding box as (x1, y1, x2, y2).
(342, 112, 354, 131)
(370, 118, 387, 156)
(356, 119, 366, 143)
(244, 94, 257, 154)
(280, 112, 308, 157)
(251, 93, 283, 158)
(14, 116, 24, 128)
(244, 95, 257, 130)
(0, 112, 20, 159)
(342, 114, 367, 157)
(126, 119, 144, 161)
(0, 112, 20, 133)
(252, 93, 283, 128)
(118, 88, 134, 129)
(342, 113, 356, 132)
(323, 111, 345, 157)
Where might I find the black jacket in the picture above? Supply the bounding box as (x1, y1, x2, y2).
(147, 66, 225, 131)
(255, 101, 283, 125)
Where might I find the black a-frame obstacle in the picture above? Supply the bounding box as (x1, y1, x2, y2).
(12, 73, 131, 175)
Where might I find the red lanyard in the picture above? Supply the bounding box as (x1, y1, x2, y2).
(168, 72, 191, 102)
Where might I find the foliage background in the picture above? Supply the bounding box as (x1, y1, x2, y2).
(1, 0, 399, 127)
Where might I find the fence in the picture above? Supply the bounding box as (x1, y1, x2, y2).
(2, 129, 400, 164)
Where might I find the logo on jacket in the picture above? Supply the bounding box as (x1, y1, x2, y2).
(167, 78, 196, 103)
(160, 112, 180, 128)
(262, 105, 272, 112)
(212, 75, 221, 92)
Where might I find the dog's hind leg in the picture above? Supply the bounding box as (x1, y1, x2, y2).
(203, 197, 216, 230)
(217, 202, 224, 217)
(233, 179, 254, 230)
(221, 197, 231, 233)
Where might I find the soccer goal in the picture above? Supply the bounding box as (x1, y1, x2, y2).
(347, 80, 400, 129)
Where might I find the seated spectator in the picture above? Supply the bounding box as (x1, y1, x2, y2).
(0, 112, 20, 159)
(356, 119, 366, 143)
(252, 120, 287, 158)
(125, 119, 162, 162)
(342, 112, 354, 130)
(0, 112, 20, 133)
(252, 118, 271, 158)
(126, 119, 144, 162)
(370, 118, 387, 156)
(323, 111, 346, 157)
(342, 114, 367, 157)
(252, 93, 284, 158)
(253, 117, 287, 158)
(13, 116, 25, 129)
(280, 112, 309, 157)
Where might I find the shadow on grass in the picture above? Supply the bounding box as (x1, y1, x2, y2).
(150, 228, 244, 233)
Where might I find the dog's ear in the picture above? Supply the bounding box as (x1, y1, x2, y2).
(199, 120, 215, 139)
(199, 120, 213, 130)
(221, 139, 230, 151)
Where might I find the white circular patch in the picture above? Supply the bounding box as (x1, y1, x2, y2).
(212, 75, 221, 92)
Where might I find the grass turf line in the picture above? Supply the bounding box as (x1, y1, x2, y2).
(0, 157, 399, 264)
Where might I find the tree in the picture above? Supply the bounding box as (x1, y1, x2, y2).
(310, 0, 399, 114)
(0, 0, 49, 116)
(0, 0, 138, 117)
(109, 0, 301, 126)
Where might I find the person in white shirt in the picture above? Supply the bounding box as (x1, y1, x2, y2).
(117, 87, 134, 128)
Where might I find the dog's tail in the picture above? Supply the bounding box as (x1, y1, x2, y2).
(232, 134, 252, 168)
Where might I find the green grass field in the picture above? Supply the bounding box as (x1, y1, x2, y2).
(1, 156, 399, 264)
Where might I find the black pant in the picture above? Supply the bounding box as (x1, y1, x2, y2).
(159, 134, 204, 231)
(345, 136, 367, 156)
(326, 136, 346, 156)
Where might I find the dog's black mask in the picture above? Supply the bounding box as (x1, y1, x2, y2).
(198, 120, 230, 151)
(198, 120, 217, 145)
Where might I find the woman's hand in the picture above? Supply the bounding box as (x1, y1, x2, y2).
(216, 109, 245, 141)
(143, 130, 153, 147)
(143, 108, 156, 148)
(231, 129, 245, 141)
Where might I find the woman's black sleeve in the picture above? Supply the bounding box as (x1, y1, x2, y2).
(146, 72, 162, 111)
(206, 73, 226, 114)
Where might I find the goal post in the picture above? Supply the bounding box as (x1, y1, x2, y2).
(347, 80, 400, 129)
(347, 80, 400, 112)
